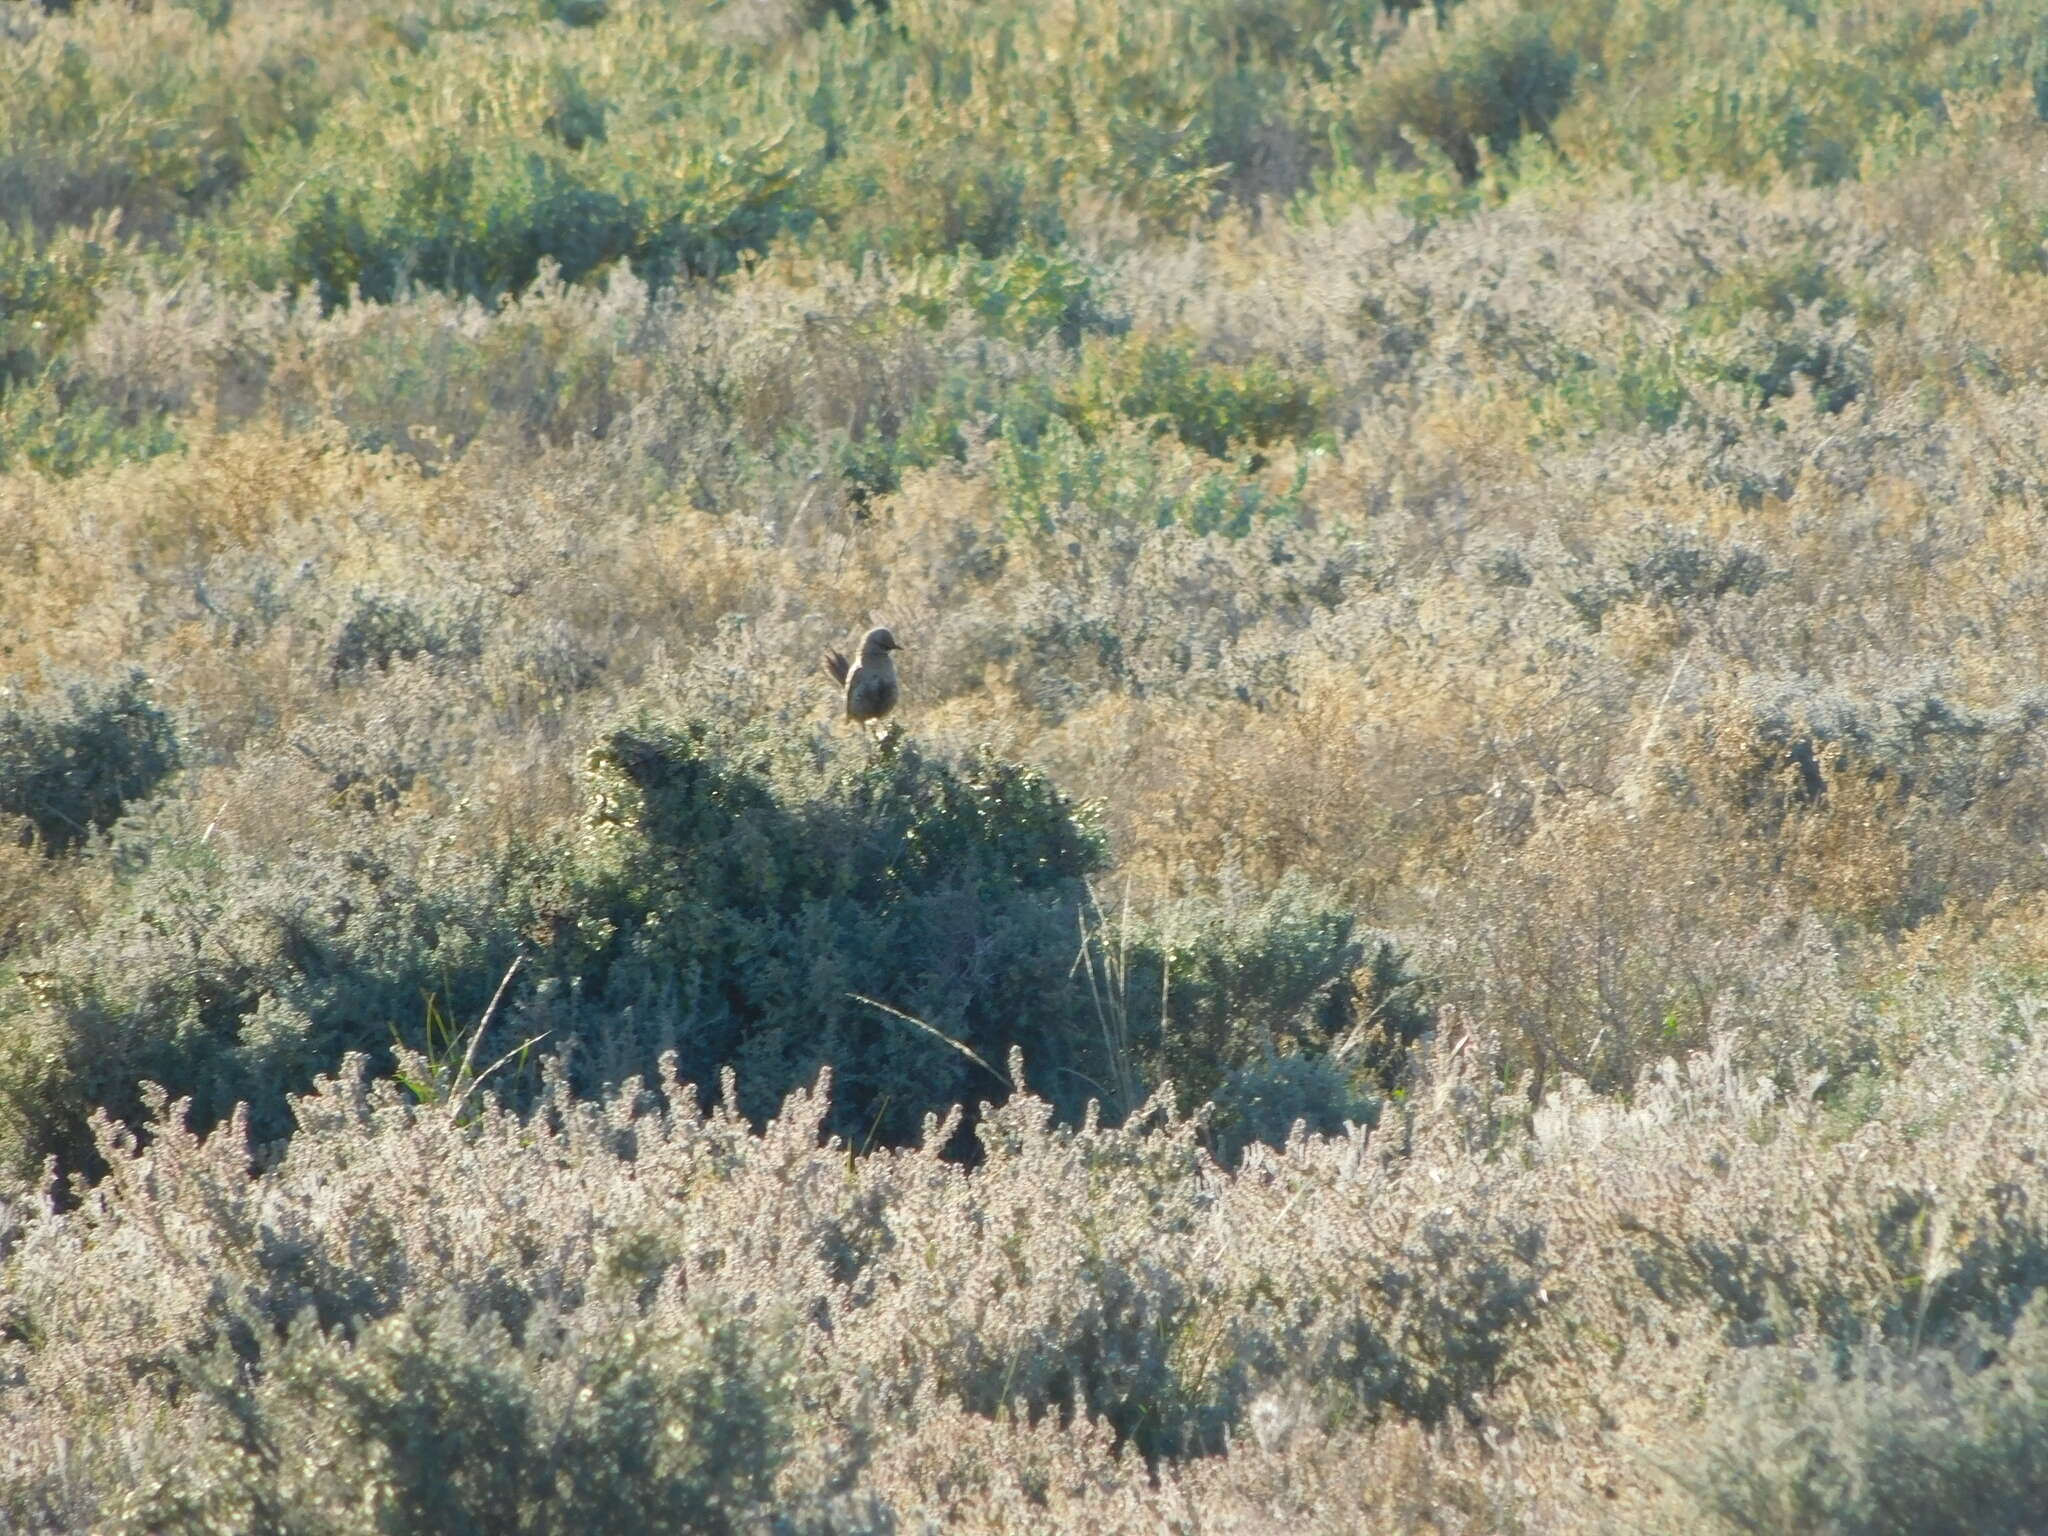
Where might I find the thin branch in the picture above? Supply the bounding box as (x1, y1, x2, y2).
(850, 993, 1010, 1090)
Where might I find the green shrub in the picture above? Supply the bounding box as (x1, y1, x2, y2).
(559, 717, 1112, 1144)
(260, 150, 638, 308)
(1631, 50, 1940, 188)
(0, 816, 522, 1179)
(1533, 336, 1699, 437)
(1986, 188, 2048, 277)
(1125, 875, 1429, 1127)
(120, 1297, 795, 1536)
(1666, 1295, 2048, 1534)
(328, 591, 488, 678)
(1679, 258, 1873, 412)
(1562, 532, 1774, 631)
(0, 218, 120, 390)
(0, 373, 184, 477)
(1061, 335, 1327, 462)
(990, 416, 1308, 539)
(1345, 9, 1578, 182)
(832, 369, 1062, 507)
(0, 672, 181, 854)
(1705, 322, 1868, 413)
(220, 49, 818, 306)
(1209, 1051, 1379, 1164)
(1730, 681, 2048, 815)
(0, 720, 1109, 1175)
(544, 0, 612, 27)
(819, 129, 1071, 266)
(899, 246, 1117, 347)
(0, 7, 316, 234)
(0, 710, 1431, 1179)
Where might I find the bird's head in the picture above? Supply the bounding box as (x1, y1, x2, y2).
(860, 626, 902, 656)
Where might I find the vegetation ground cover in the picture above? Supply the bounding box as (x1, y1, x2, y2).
(6, 0, 2048, 1526)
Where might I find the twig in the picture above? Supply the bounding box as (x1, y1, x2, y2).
(850, 993, 1010, 1089)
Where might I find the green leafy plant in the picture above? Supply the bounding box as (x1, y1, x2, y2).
(0, 673, 181, 854)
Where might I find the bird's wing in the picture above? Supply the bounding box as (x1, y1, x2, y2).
(823, 649, 851, 688)
(847, 668, 898, 721)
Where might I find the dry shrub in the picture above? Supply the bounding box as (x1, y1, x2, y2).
(5, 996, 2048, 1529)
(8, 3, 2048, 1521)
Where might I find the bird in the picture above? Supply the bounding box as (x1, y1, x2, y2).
(823, 626, 903, 737)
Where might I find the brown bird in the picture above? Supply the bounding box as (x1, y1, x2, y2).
(823, 626, 903, 735)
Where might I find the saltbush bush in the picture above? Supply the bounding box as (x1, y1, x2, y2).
(0, 816, 521, 1179)
(1562, 531, 1774, 631)
(0, 710, 1424, 1179)
(1208, 1051, 1379, 1164)
(217, 41, 818, 307)
(1132, 875, 1425, 1117)
(1671, 1298, 2048, 1534)
(1727, 680, 2048, 815)
(0, 219, 118, 390)
(1061, 335, 1328, 462)
(0, 673, 181, 854)
(115, 1296, 796, 1536)
(900, 247, 1119, 348)
(559, 718, 1114, 1145)
(0, 373, 183, 476)
(327, 591, 488, 678)
(1347, 8, 1579, 181)
(990, 417, 1309, 539)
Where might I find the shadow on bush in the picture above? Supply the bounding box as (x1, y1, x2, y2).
(548, 717, 1112, 1151)
(1730, 682, 2048, 815)
(126, 1295, 798, 1536)
(0, 672, 181, 855)
(1664, 1291, 2048, 1533)
(0, 715, 1418, 1183)
(1120, 875, 1428, 1164)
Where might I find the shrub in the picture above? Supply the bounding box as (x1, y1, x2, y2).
(1345, 8, 1579, 182)
(1125, 874, 1428, 1127)
(833, 368, 1063, 507)
(0, 2, 355, 235)
(0, 814, 522, 1180)
(1719, 681, 2048, 816)
(118, 1297, 796, 1536)
(0, 718, 1117, 1175)
(1532, 335, 1699, 436)
(989, 416, 1308, 539)
(900, 246, 1118, 348)
(0, 373, 183, 477)
(0, 673, 181, 854)
(0, 707, 1432, 1179)
(1208, 1050, 1378, 1164)
(327, 591, 488, 678)
(1061, 335, 1327, 462)
(0, 218, 120, 391)
(220, 46, 818, 307)
(1986, 188, 2048, 276)
(1561, 530, 1773, 631)
(559, 717, 1112, 1144)
(819, 128, 1072, 266)
(1665, 1297, 2048, 1534)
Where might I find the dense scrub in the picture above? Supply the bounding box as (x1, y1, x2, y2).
(1, 712, 1392, 1176)
(5, 1002, 2047, 1530)
(8, 0, 2048, 1525)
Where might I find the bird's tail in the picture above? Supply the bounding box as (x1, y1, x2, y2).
(822, 649, 851, 688)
